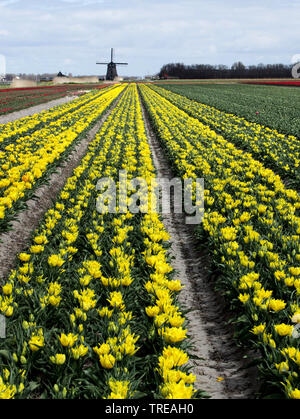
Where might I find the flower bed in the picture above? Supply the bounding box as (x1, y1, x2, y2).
(139, 83, 300, 399)
(0, 85, 125, 233)
(0, 84, 200, 400)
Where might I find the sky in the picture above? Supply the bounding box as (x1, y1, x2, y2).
(0, 0, 299, 77)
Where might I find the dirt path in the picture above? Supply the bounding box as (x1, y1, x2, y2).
(139, 91, 259, 399)
(0, 95, 78, 125)
(0, 93, 124, 282)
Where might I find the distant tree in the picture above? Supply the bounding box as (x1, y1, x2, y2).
(158, 62, 292, 79)
(216, 65, 229, 79)
(231, 61, 246, 78)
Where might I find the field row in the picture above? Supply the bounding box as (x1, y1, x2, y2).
(0, 81, 299, 399)
(0, 84, 106, 116)
(139, 83, 300, 399)
(0, 84, 124, 234)
(151, 84, 300, 189)
(159, 82, 300, 143)
(0, 84, 200, 399)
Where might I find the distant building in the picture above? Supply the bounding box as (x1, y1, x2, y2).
(0, 76, 11, 85)
(123, 76, 141, 81)
(40, 76, 54, 82)
(144, 75, 158, 80)
(159, 74, 177, 80)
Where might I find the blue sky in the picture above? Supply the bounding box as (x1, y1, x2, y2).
(0, 0, 299, 77)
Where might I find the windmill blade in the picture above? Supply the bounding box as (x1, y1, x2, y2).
(96, 62, 109, 65)
(115, 63, 128, 65)
(111, 48, 114, 62)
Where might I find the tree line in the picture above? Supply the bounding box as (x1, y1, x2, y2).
(158, 62, 294, 79)
(2, 73, 73, 82)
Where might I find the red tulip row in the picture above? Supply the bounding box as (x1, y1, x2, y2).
(240, 80, 300, 86)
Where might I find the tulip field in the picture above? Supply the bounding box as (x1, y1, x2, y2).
(0, 84, 124, 233)
(0, 83, 106, 115)
(0, 81, 299, 399)
(159, 81, 300, 139)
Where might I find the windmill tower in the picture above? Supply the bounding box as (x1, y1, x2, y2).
(96, 48, 128, 81)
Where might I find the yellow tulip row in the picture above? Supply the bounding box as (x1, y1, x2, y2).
(0, 84, 126, 231)
(0, 84, 138, 399)
(0, 84, 119, 146)
(114, 85, 196, 398)
(48, 85, 139, 398)
(139, 83, 300, 398)
(86, 90, 143, 397)
(149, 84, 300, 187)
(0, 84, 197, 399)
(142, 212, 197, 399)
(130, 85, 197, 397)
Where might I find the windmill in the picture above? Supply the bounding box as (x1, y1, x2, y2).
(96, 48, 128, 81)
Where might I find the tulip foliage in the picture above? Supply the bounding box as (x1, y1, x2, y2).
(0, 84, 199, 399)
(158, 82, 300, 143)
(139, 83, 300, 399)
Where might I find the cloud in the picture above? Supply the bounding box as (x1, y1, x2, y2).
(63, 58, 73, 65)
(60, 0, 104, 4)
(0, 29, 9, 37)
(0, 0, 20, 6)
(0, 54, 6, 76)
(291, 54, 300, 64)
(0, 0, 299, 76)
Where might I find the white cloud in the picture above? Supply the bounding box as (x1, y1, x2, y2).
(63, 58, 73, 65)
(0, 54, 6, 76)
(291, 54, 300, 64)
(0, 0, 20, 6)
(60, 0, 104, 4)
(0, 0, 299, 76)
(0, 29, 9, 37)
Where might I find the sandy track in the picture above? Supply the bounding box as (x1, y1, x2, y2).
(139, 90, 259, 399)
(0, 93, 124, 282)
(0, 95, 78, 125)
